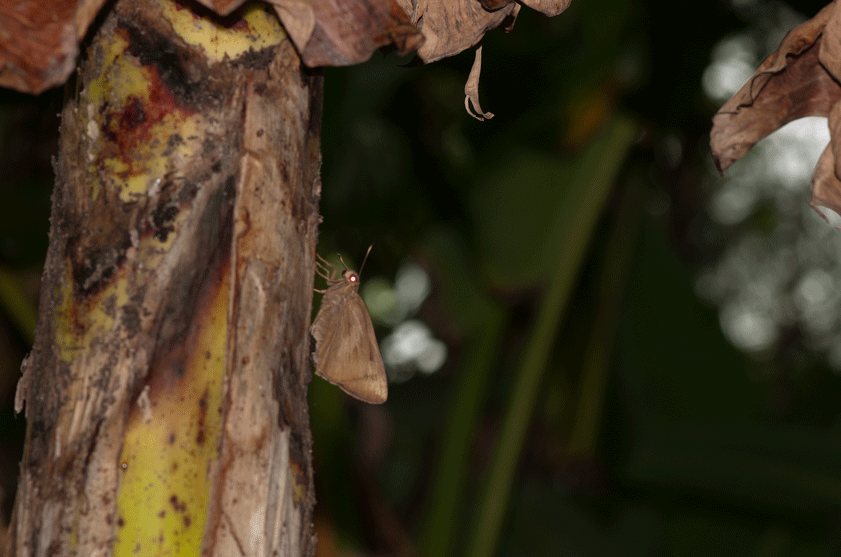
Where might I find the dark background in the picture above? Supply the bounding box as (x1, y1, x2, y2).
(3, 0, 841, 555)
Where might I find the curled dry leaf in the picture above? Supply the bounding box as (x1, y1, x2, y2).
(191, 0, 248, 16)
(269, 0, 424, 67)
(0, 0, 424, 93)
(465, 45, 494, 121)
(2, 0, 572, 122)
(0, 0, 108, 93)
(710, 2, 841, 219)
(398, 0, 517, 64)
(519, 0, 572, 16)
(395, 0, 570, 119)
(396, 0, 570, 63)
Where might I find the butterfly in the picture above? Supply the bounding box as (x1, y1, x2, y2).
(310, 247, 387, 403)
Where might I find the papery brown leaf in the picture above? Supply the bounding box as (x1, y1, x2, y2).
(0, 0, 107, 93)
(481, 0, 514, 10)
(520, 0, 572, 17)
(396, 0, 570, 63)
(818, 0, 841, 83)
(191, 0, 249, 16)
(709, 2, 841, 219)
(465, 45, 494, 121)
(810, 100, 841, 219)
(810, 143, 841, 220)
(0, 0, 424, 94)
(399, 0, 517, 64)
(270, 0, 424, 67)
(710, 3, 841, 173)
(395, 0, 570, 118)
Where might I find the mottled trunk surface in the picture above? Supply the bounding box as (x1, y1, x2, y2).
(7, 0, 322, 555)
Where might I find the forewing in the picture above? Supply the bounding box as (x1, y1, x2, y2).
(311, 286, 387, 404)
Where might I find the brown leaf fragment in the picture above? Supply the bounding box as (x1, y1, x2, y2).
(465, 45, 494, 121)
(397, 0, 569, 62)
(811, 101, 841, 220)
(501, 5, 520, 32)
(520, 0, 573, 17)
(397, 0, 577, 119)
(0, 0, 107, 94)
(272, 0, 316, 60)
(710, 3, 841, 174)
(818, 0, 841, 83)
(270, 0, 424, 67)
(810, 142, 841, 220)
(402, 0, 517, 63)
(190, 0, 249, 16)
(828, 99, 841, 180)
(481, 0, 516, 11)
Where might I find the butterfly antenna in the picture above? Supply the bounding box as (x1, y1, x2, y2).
(337, 253, 349, 271)
(358, 244, 373, 276)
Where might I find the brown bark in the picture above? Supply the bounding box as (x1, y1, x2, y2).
(7, 0, 322, 555)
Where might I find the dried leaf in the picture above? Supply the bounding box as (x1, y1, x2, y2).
(710, 3, 839, 173)
(191, 0, 249, 16)
(520, 0, 572, 17)
(480, 0, 515, 10)
(398, 0, 576, 119)
(400, 0, 516, 63)
(811, 100, 841, 220)
(819, 0, 841, 83)
(272, 0, 316, 61)
(270, 0, 424, 67)
(0, 0, 573, 118)
(810, 143, 841, 220)
(465, 45, 493, 121)
(710, 2, 841, 219)
(0, 0, 107, 93)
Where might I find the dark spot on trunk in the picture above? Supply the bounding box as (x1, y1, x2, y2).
(196, 388, 208, 445)
(170, 494, 186, 512)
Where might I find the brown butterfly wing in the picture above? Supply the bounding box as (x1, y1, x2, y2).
(311, 282, 388, 404)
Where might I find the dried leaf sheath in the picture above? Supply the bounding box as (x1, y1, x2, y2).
(710, 2, 841, 219)
(311, 256, 388, 404)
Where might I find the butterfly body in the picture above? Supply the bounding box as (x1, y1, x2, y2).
(311, 252, 388, 404)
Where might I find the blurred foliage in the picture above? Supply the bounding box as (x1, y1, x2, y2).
(4, 0, 841, 555)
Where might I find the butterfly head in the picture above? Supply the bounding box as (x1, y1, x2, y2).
(342, 270, 359, 284)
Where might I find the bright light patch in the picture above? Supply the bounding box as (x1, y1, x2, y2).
(702, 35, 757, 101)
(362, 263, 447, 380)
(382, 320, 447, 380)
(394, 263, 431, 316)
(720, 302, 778, 353)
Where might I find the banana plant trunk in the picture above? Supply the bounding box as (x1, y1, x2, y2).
(6, 0, 322, 555)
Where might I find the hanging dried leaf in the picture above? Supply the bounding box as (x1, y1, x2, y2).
(1, 0, 572, 123)
(520, 0, 572, 16)
(711, 4, 836, 171)
(710, 2, 841, 218)
(480, 0, 515, 10)
(400, 0, 516, 64)
(0, 0, 107, 93)
(811, 100, 841, 218)
(270, 0, 424, 66)
(191, 0, 247, 16)
(396, 0, 569, 118)
(465, 45, 494, 121)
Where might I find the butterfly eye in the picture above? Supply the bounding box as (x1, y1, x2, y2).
(348, 273, 358, 283)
